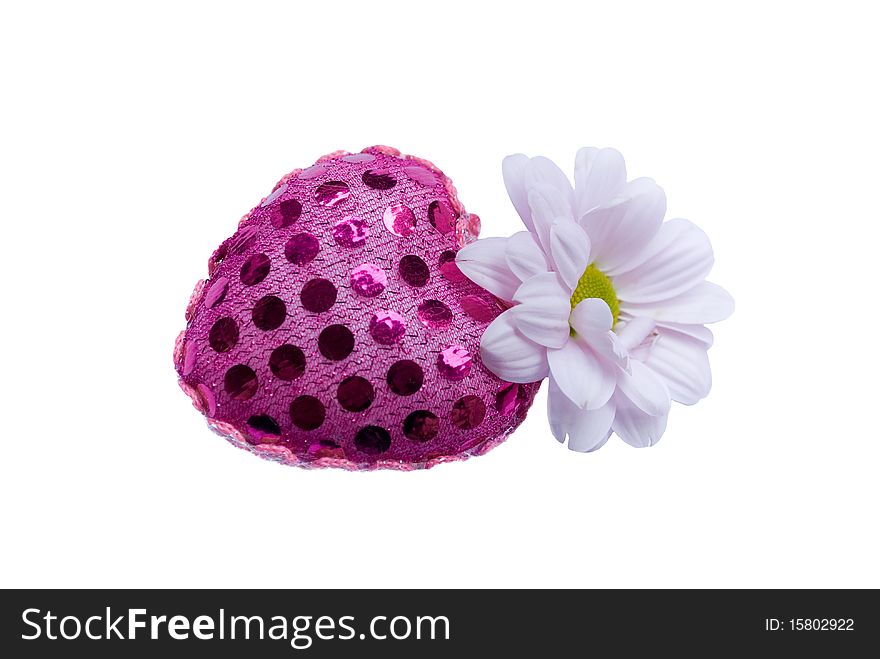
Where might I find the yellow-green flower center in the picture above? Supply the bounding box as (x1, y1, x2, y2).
(570, 263, 620, 327)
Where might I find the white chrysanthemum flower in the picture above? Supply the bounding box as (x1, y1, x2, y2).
(456, 147, 733, 451)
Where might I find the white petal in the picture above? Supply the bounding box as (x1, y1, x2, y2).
(612, 392, 668, 448)
(509, 274, 571, 348)
(569, 298, 613, 336)
(567, 401, 615, 451)
(547, 377, 614, 452)
(548, 377, 614, 451)
(580, 177, 666, 275)
(657, 322, 714, 347)
(616, 316, 656, 351)
(527, 184, 571, 253)
(480, 309, 549, 383)
(623, 281, 734, 324)
(570, 298, 629, 370)
(574, 147, 627, 215)
(524, 156, 574, 217)
(591, 330, 630, 372)
(549, 218, 591, 291)
(615, 360, 670, 417)
(547, 376, 576, 443)
(456, 238, 520, 302)
(508, 306, 570, 349)
(642, 329, 712, 405)
(505, 231, 548, 282)
(502, 154, 533, 233)
(614, 219, 714, 303)
(547, 338, 615, 409)
(525, 186, 555, 253)
(513, 271, 570, 306)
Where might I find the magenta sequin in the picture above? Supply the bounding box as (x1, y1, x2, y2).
(269, 344, 306, 380)
(318, 324, 355, 360)
(428, 200, 456, 234)
(270, 198, 302, 228)
(350, 263, 387, 297)
(382, 203, 417, 237)
(290, 395, 325, 430)
(284, 232, 320, 265)
(332, 215, 369, 247)
(208, 317, 239, 353)
(460, 294, 498, 322)
(300, 278, 337, 313)
(437, 345, 472, 380)
(369, 310, 406, 345)
(246, 415, 282, 443)
(240, 253, 271, 286)
(362, 169, 397, 190)
(417, 299, 453, 329)
(252, 295, 287, 330)
(403, 410, 439, 441)
(314, 181, 350, 207)
(204, 277, 229, 308)
(398, 254, 430, 287)
(300, 163, 330, 180)
(175, 146, 539, 470)
(438, 249, 466, 282)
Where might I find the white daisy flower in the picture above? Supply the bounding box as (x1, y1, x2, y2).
(456, 147, 734, 451)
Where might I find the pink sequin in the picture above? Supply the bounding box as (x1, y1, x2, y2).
(224, 364, 258, 401)
(314, 181, 350, 207)
(387, 360, 424, 396)
(284, 232, 320, 265)
(438, 250, 466, 282)
(456, 212, 481, 246)
(308, 439, 345, 458)
(460, 294, 498, 322)
(252, 295, 287, 330)
(270, 199, 302, 228)
(350, 263, 387, 297)
(403, 410, 439, 441)
(209, 317, 239, 353)
(300, 163, 330, 179)
(354, 426, 391, 455)
(318, 324, 354, 360)
(451, 395, 486, 430)
(332, 216, 369, 247)
(246, 415, 281, 443)
(398, 254, 430, 287)
(183, 341, 197, 376)
(382, 203, 416, 237)
(403, 166, 438, 187)
(369, 310, 406, 345)
(290, 395, 325, 430)
(342, 153, 375, 163)
(337, 376, 374, 412)
(300, 279, 337, 313)
(437, 345, 472, 381)
(362, 169, 396, 190)
(262, 183, 288, 207)
(495, 383, 519, 415)
(204, 277, 229, 308)
(269, 344, 306, 380)
(417, 299, 452, 329)
(428, 200, 456, 234)
(228, 225, 260, 255)
(195, 383, 216, 417)
(240, 253, 271, 286)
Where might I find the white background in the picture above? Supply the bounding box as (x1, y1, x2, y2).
(1, 1, 878, 589)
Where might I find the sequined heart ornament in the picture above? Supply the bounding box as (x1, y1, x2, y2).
(174, 146, 539, 470)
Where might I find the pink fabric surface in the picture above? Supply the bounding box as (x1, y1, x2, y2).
(175, 146, 538, 469)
